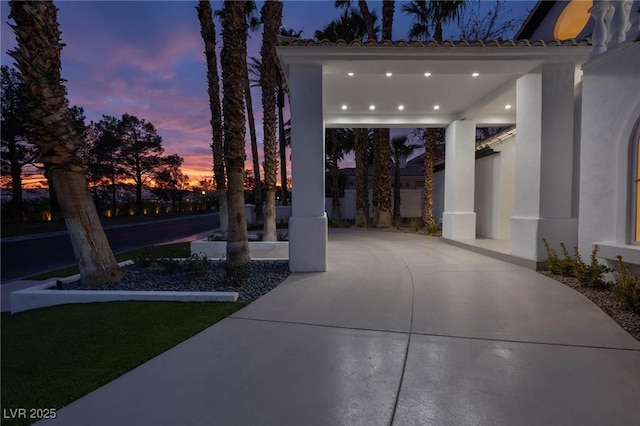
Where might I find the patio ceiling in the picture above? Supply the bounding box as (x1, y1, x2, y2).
(277, 40, 591, 128)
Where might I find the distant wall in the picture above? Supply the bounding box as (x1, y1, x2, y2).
(474, 136, 515, 240)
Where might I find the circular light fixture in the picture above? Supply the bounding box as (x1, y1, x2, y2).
(424, 72, 432, 77)
(341, 105, 348, 110)
(472, 72, 480, 77)
(386, 72, 393, 77)
(369, 105, 376, 110)
(398, 105, 405, 110)
(433, 105, 440, 110)
(348, 72, 354, 76)
(505, 104, 512, 110)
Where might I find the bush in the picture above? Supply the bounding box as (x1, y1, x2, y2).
(542, 238, 563, 275)
(613, 256, 640, 313)
(277, 231, 288, 241)
(427, 221, 438, 235)
(573, 244, 611, 288)
(409, 218, 420, 233)
(341, 220, 351, 228)
(224, 261, 250, 287)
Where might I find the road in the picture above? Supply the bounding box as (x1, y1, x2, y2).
(1, 213, 220, 283)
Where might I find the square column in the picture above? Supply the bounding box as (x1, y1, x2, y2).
(511, 65, 577, 261)
(442, 120, 477, 240)
(288, 64, 328, 272)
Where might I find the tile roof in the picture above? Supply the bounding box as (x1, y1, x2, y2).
(277, 37, 592, 48)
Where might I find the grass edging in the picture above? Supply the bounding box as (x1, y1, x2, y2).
(1, 301, 246, 426)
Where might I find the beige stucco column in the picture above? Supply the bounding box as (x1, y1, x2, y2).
(442, 120, 477, 240)
(511, 64, 577, 261)
(288, 64, 328, 272)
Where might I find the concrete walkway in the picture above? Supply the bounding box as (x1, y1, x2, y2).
(41, 229, 640, 426)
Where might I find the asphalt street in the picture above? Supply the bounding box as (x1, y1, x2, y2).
(1, 213, 220, 283)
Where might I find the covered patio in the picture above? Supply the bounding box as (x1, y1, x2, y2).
(277, 39, 591, 272)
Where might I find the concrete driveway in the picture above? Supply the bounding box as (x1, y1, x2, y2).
(41, 229, 640, 426)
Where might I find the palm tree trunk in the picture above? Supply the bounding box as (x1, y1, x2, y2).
(382, 0, 395, 40)
(259, 0, 282, 242)
(377, 128, 392, 228)
(9, 0, 123, 285)
(393, 153, 401, 222)
(278, 88, 288, 206)
(422, 128, 436, 229)
(245, 70, 263, 224)
(358, 1, 377, 40)
(372, 128, 381, 226)
(221, 0, 250, 264)
(196, 0, 228, 238)
(355, 128, 369, 227)
(330, 129, 341, 221)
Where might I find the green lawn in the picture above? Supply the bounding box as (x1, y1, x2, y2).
(1, 301, 246, 426)
(26, 242, 191, 280)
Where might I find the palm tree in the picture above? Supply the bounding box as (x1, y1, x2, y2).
(196, 0, 227, 238)
(326, 128, 355, 222)
(317, 8, 373, 227)
(403, 1, 465, 231)
(8, 0, 123, 285)
(259, 0, 282, 242)
(354, 128, 370, 227)
(335, 1, 378, 41)
(401, 0, 466, 42)
(392, 135, 421, 222)
(243, 1, 264, 224)
(221, 0, 250, 264)
(382, 0, 395, 40)
(278, 28, 302, 206)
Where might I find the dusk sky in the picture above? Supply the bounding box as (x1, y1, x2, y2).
(1, 1, 534, 186)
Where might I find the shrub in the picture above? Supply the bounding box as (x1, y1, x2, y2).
(427, 221, 438, 235)
(409, 218, 420, 233)
(224, 262, 250, 287)
(341, 220, 351, 228)
(181, 254, 211, 279)
(613, 256, 640, 313)
(393, 218, 401, 230)
(277, 231, 288, 241)
(573, 244, 611, 288)
(542, 238, 562, 275)
(330, 219, 341, 228)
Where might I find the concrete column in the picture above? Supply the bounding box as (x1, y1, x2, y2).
(288, 64, 327, 272)
(442, 120, 476, 240)
(511, 65, 577, 261)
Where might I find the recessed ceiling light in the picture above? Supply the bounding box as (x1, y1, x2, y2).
(369, 105, 376, 110)
(433, 105, 440, 110)
(424, 72, 432, 77)
(398, 105, 405, 110)
(505, 104, 512, 109)
(341, 105, 348, 110)
(472, 72, 480, 77)
(348, 72, 354, 76)
(386, 72, 393, 77)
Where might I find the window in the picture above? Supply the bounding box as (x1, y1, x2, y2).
(554, 0, 592, 40)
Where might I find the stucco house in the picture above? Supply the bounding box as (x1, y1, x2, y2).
(277, 0, 640, 273)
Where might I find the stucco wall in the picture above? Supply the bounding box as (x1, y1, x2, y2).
(329, 170, 445, 224)
(474, 136, 515, 240)
(579, 42, 640, 264)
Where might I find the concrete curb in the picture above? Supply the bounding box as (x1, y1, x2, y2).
(9, 260, 238, 314)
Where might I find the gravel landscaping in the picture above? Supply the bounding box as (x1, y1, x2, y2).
(540, 271, 640, 343)
(57, 260, 290, 302)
